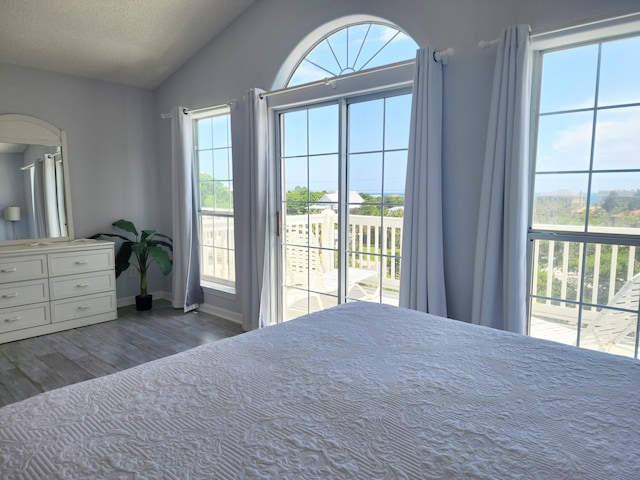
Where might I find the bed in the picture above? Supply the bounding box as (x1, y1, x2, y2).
(1, 302, 639, 478)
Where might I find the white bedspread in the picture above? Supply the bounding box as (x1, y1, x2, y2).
(1, 302, 639, 479)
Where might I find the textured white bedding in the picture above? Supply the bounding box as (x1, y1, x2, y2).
(1, 302, 639, 479)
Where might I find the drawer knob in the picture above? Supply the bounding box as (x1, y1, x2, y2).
(77, 304, 91, 310)
(75, 260, 89, 265)
(4, 316, 20, 323)
(2, 293, 18, 298)
(1, 267, 17, 273)
(76, 283, 89, 288)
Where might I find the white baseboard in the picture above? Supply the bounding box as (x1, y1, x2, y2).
(117, 291, 242, 325)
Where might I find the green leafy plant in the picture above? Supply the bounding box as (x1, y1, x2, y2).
(92, 219, 173, 298)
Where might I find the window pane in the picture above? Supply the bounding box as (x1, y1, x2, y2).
(384, 94, 412, 150)
(592, 106, 640, 171)
(589, 172, 640, 233)
(349, 100, 384, 153)
(598, 36, 640, 107)
(200, 179, 214, 209)
(532, 173, 589, 229)
(383, 150, 407, 199)
(197, 117, 212, 150)
(530, 301, 579, 346)
(304, 41, 341, 77)
(354, 24, 401, 71)
(349, 153, 383, 195)
(213, 149, 230, 180)
(309, 154, 338, 193)
(535, 111, 593, 172)
(348, 24, 372, 69)
(325, 28, 347, 73)
(284, 157, 308, 195)
(283, 110, 308, 157)
(212, 115, 230, 147)
(366, 32, 417, 70)
(539, 44, 598, 113)
(309, 105, 338, 155)
(198, 149, 213, 178)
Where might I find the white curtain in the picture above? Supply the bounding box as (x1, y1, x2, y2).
(471, 24, 531, 334)
(32, 160, 47, 238)
(399, 47, 447, 317)
(237, 88, 271, 330)
(171, 106, 204, 312)
(54, 156, 68, 237)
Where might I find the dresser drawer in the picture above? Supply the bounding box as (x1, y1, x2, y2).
(49, 271, 115, 300)
(48, 249, 114, 277)
(0, 303, 50, 334)
(0, 256, 47, 284)
(51, 291, 117, 323)
(0, 279, 49, 308)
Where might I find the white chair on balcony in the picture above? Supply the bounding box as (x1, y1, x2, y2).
(581, 273, 640, 352)
(284, 224, 379, 310)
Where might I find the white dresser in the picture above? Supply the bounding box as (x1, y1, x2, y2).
(0, 240, 117, 344)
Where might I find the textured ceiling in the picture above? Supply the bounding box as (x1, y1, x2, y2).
(0, 0, 256, 89)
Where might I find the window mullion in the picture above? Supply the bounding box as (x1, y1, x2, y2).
(338, 98, 348, 302)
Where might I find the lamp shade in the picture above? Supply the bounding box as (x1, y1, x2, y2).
(4, 206, 20, 222)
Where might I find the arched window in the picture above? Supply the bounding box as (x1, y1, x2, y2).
(287, 23, 419, 87)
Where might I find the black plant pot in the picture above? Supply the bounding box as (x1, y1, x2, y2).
(135, 294, 153, 311)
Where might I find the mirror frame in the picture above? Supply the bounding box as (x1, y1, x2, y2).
(0, 114, 74, 245)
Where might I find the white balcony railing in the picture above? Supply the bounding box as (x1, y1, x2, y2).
(284, 210, 403, 295)
(530, 233, 639, 359)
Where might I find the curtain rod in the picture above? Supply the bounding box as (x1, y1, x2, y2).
(260, 59, 416, 99)
(479, 12, 640, 49)
(160, 100, 238, 119)
(260, 46, 453, 100)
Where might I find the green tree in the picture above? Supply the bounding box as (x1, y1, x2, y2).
(200, 173, 232, 210)
(285, 186, 326, 214)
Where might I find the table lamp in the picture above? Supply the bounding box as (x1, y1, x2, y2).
(4, 206, 20, 240)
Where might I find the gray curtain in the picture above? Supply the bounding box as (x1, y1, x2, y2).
(171, 106, 203, 312)
(471, 25, 531, 334)
(399, 47, 447, 317)
(237, 88, 271, 330)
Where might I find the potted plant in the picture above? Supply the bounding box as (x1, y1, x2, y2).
(92, 219, 173, 311)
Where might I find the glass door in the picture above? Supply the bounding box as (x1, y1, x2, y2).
(278, 91, 412, 322)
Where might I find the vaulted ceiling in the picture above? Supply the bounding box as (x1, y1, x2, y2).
(0, 0, 256, 89)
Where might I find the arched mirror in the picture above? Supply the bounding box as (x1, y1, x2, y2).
(0, 114, 74, 244)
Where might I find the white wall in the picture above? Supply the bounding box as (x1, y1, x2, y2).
(155, 0, 639, 322)
(0, 63, 164, 299)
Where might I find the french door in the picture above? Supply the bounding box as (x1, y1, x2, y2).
(277, 90, 412, 321)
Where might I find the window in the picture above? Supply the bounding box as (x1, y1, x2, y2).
(528, 32, 640, 359)
(288, 23, 418, 87)
(273, 21, 417, 322)
(193, 107, 235, 290)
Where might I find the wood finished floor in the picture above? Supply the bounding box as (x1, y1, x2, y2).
(0, 299, 244, 408)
